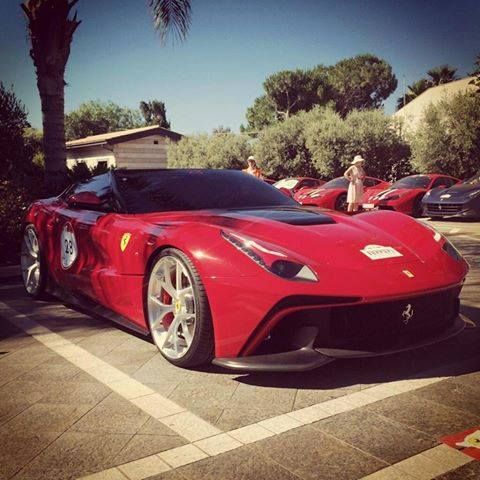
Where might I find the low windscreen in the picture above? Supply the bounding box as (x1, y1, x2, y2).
(323, 177, 349, 189)
(115, 169, 297, 213)
(392, 175, 430, 189)
(464, 173, 480, 185)
(274, 178, 299, 189)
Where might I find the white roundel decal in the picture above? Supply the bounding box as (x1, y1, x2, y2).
(61, 223, 78, 269)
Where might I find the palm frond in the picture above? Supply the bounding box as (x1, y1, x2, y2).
(149, 0, 192, 44)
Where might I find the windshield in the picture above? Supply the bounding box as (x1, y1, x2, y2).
(115, 169, 297, 213)
(274, 178, 299, 189)
(322, 177, 349, 189)
(392, 175, 431, 189)
(464, 173, 480, 185)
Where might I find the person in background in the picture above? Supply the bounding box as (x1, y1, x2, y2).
(243, 156, 264, 179)
(344, 155, 366, 213)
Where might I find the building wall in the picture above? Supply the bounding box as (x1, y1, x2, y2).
(394, 77, 476, 133)
(66, 146, 115, 169)
(114, 135, 169, 169)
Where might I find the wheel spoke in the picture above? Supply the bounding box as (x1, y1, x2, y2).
(175, 260, 186, 291)
(177, 286, 193, 298)
(181, 319, 193, 345)
(25, 263, 36, 287)
(163, 314, 182, 349)
(162, 263, 176, 296)
(160, 280, 176, 298)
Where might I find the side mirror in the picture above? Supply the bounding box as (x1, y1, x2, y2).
(66, 191, 102, 209)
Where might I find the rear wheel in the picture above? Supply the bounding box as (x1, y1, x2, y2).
(146, 248, 214, 368)
(20, 225, 46, 298)
(335, 193, 347, 211)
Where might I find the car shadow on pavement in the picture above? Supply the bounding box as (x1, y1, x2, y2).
(230, 305, 480, 390)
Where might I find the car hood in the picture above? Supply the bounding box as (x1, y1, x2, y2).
(147, 207, 433, 269)
(427, 183, 480, 201)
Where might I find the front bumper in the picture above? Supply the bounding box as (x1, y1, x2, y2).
(213, 286, 468, 372)
(423, 201, 480, 219)
(213, 315, 468, 372)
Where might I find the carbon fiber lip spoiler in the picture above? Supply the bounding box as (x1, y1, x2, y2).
(212, 315, 469, 373)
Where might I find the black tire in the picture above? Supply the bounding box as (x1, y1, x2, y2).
(20, 224, 47, 299)
(146, 248, 214, 368)
(335, 193, 347, 211)
(412, 196, 424, 218)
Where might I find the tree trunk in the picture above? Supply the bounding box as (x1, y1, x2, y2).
(37, 74, 68, 195)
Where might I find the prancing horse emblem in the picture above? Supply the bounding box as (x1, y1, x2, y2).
(402, 304, 414, 325)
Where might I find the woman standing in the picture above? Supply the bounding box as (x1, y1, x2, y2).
(344, 155, 366, 212)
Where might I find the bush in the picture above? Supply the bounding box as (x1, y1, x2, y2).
(255, 111, 318, 179)
(305, 107, 411, 181)
(410, 92, 480, 179)
(168, 132, 252, 170)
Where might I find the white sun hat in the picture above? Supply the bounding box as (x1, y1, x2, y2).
(351, 155, 365, 165)
(247, 155, 255, 161)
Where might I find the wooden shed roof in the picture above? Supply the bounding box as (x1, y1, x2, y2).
(66, 125, 182, 149)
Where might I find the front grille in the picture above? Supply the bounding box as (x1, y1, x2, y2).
(323, 288, 460, 351)
(266, 288, 460, 354)
(426, 203, 463, 214)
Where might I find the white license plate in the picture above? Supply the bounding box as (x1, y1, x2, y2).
(362, 203, 375, 209)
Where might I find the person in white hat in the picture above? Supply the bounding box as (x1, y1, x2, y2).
(243, 155, 264, 179)
(343, 155, 366, 212)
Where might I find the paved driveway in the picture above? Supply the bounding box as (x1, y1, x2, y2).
(1, 219, 480, 480)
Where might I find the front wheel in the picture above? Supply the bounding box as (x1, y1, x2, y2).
(20, 225, 46, 298)
(335, 193, 347, 211)
(146, 248, 214, 368)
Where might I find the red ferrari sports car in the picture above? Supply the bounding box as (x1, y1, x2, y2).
(21, 169, 468, 372)
(295, 176, 391, 211)
(371, 174, 460, 216)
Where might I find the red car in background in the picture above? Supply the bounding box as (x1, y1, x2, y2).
(274, 177, 325, 195)
(371, 174, 460, 217)
(295, 176, 391, 211)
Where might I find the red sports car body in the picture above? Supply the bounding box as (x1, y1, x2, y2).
(295, 176, 391, 211)
(21, 169, 468, 372)
(371, 174, 460, 216)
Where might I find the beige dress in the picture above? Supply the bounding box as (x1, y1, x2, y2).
(346, 166, 365, 203)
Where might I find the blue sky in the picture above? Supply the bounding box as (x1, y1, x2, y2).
(1, 0, 479, 135)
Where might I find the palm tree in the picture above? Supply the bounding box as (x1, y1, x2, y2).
(427, 65, 457, 86)
(396, 78, 430, 110)
(22, 0, 191, 194)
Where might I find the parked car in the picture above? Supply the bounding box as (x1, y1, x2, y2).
(422, 172, 480, 219)
(295, 176, 390, 211)
(21, 169, 469, 372)
(274, 177, 325, 195)
(371, 174, 460, 217)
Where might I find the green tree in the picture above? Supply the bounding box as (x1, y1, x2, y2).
(139, 99, 171, 128)
(305, 107, 410, 181)
(168, 132, 252, 170)
(65, 100, 144, 140)
(410, 92, 480, 179)
(22, 0, 191, 194)
(0, 82, 32, 179)
(255, 111, 317, 179)
(328, 54, 397, 116)
(242, 95, 278, 132)
(427, 64, 457, 86)
(23, 127, 45, 167)
(396, 78, 430, 110)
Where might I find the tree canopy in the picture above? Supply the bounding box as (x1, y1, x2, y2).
(244, 54, 397, 130)
(410, 92, 480, 179)
(427, 65, 457, 86)
(65, 100, 144, 140)
(140, 99, 170, 128)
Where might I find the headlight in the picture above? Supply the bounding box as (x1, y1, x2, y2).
(468, 190, 480, 198)
(442, 240, 463, 261)
(221, 231, 317, 282)
(424, 190, 432, 198)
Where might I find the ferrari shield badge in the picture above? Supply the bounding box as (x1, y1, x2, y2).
(61, 223, 78, 269)
(120, 233, 132, 252)
(360, 245, 403, 260)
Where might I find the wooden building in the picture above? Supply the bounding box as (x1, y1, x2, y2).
(66, 125, 182, 170)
